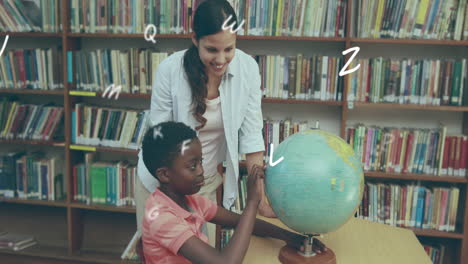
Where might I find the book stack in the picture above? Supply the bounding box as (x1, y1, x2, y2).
(0, 233, 37, 252)
(0, 0, 62, 32)
(348, 58, 467, 106)
(246, 0, 347, 37)
(121, 231, 141, 261)
(256, 54, 344, 101)
(0, 99, 64, 141)
(263, 119, 310, 160)
(0, 48, 63, 91)
(0, 152, 65, 200)
(347, 125, 467, 177)
(422, 243, 445, 264)
(71, 49, 168, 94)
(72, 104, 149, 150)
(70, 0, 193, 34)
(219, 228, 234, 249)
(352, 0, 468, 40)
(358, 183, 460, 232)
(73, 153, 136, 206)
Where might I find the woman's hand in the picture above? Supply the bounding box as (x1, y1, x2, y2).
(246, 164, 264, 205)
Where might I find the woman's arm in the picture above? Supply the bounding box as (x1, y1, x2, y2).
(178, 165, 264, 264)
(246, 152, 276, 217)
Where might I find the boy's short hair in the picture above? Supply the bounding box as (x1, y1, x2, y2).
(141, 121, 197, 180)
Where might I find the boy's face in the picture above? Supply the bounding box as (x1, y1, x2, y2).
(166, 139, 205, 195)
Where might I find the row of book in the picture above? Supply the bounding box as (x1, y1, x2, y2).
(72, 104, 149, 150)
(68, 0, 347, 37)
(346, 125, 467, 177)
(357, 184, 460, 232)
(262, 119, 310, 161)
(351, 0, 468, 40)
(0, 232, 37, 252)
(348, 58, 467, 106)
(422, 243, 445, 264)
(0, 99, 64, 141)
(0, 0, 61, 32)
(71, 49, 168, 94)
(73, 153, 136, 206)
(256, 54, 344, 101)
(69, 0, 195, 34)
(7, 0, 468, 40)
(0, 152, 65, 201)
(244, 0, 347, 37)
(0, 48, 63, 91)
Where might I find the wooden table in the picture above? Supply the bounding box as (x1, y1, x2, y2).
(244, 217, 432, 264)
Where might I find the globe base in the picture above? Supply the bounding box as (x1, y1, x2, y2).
(279, 245, 336, 264)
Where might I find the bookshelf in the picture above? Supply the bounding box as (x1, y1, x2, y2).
(0, 0, 467, 263)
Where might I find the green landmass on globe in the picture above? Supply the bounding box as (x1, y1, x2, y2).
(265, 129, 365, 235)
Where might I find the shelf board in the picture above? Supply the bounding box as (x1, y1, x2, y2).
(0, 89, 65, 95)
(0, 198, 67, 207)
(70, 202, 136, 214)
(67, 33, 191, 39)
(351, 102, 468, 112)
(365, 171, 468, 183)
(410, 228, 465, 239)
(0, 245, 137, 264)
(237, 35, 346, 42)
(69, 90, 151, 99)
(350, 38, 468, 46)
(75, 250, 139, 264)
(239, 162, 467, 183)
(0, 139, 65, 147)
(68, 91, 342, 106)
(69, 144, 139, 155)
(0, 32, 62, 37)
(263, 98, 343, 106)
(67, 33, 346, 42)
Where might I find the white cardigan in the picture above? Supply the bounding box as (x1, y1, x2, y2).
(137, 48, 265, 209)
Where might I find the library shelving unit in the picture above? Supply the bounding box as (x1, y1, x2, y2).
(0, 1, 467, 264)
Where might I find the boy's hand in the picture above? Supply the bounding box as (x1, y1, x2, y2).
(246, 164, 264, 205)
(259, 164, 277, 218)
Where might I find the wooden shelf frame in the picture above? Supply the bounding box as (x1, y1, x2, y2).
(0, 139, 65, 147)
(1, 0, 467, 263)
(364, 171, 468, 183)
(351, 102, 468, 112)
(0, 245, 138, 264)
(0, 198, 67, 207)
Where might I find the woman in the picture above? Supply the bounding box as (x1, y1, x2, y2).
(136, 0, 274, 246)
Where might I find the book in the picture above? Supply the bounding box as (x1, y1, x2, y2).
(0, 233, 35, 248)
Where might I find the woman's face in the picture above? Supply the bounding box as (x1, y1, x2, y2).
(193, 29, 236, 79)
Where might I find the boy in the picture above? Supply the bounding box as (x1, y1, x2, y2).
(141, 121, 326, 263)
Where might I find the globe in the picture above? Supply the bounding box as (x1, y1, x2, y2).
(265, 129, 364, 235)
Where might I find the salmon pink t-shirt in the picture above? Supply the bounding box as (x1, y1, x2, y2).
(142, 188, 218, 264)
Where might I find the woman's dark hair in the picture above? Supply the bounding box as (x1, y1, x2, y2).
(183, 0, 239, 130)
(142, 122, 197, 180)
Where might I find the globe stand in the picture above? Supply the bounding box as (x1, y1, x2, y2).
(279, 235, 336, 264)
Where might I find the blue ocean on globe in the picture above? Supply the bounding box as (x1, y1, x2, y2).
(265, 129, 364, 234)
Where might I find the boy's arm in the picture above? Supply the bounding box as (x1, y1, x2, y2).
(179, 200, 259, 264)
(210, 207, 306, 249)
(179, 165, 264, 264)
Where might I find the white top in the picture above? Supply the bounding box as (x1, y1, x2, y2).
(137, 48, 265, 209)
(198, 96, 227, 178)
